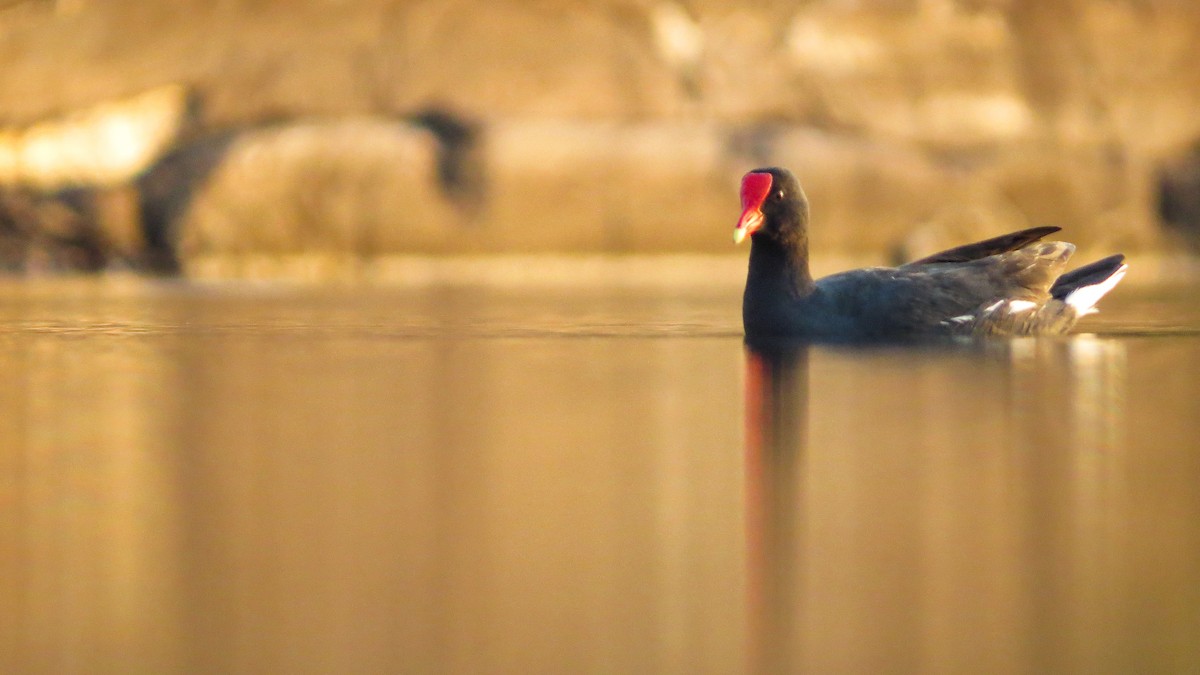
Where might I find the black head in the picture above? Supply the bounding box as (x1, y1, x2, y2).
(733, 167, 809, 246)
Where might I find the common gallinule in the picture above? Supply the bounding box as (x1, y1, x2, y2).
(735, 167, 1127, 340)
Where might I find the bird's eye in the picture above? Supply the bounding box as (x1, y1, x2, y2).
(777, 190, 784, 199)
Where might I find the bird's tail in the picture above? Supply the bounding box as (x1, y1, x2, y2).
(1050, 254, 1129, 316)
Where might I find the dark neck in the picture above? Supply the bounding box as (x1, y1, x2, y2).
(747, 234, 814, 297)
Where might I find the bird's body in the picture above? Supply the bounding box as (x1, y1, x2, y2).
(734, 167, 1127, 341)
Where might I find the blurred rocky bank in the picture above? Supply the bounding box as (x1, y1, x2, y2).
(0, 0, 1198, 276)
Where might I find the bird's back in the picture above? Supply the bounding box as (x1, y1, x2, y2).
(788, 241, 1076, 339)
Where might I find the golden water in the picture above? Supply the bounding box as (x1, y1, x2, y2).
(0, 269, 1197, 673)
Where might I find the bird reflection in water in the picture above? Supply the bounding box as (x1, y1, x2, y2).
(742, 339, 809, 674)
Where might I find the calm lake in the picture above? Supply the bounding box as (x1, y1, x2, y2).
(2, 258, 1198, 673)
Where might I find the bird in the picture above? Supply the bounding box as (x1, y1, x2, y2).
(733, 167, 1128, 341)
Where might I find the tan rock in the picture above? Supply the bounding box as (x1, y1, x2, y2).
(179, 119, 458, 270)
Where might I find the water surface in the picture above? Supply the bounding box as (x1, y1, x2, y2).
(1, 265, 1198, 673)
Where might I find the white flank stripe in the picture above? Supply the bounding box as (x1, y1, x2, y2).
(1007, 300, 1037, 313)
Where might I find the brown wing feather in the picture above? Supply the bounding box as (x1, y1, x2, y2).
(903, 226, 1062, 266)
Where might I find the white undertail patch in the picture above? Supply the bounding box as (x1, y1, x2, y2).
(1064, 265, 1128, 316)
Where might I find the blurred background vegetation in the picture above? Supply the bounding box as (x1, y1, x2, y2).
(0, 0, 1198, 276)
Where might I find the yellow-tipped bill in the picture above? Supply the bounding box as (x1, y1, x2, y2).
(733, 208, 763, 243)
